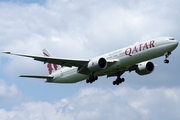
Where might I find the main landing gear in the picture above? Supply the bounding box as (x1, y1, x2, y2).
(113, 76, 125, 85)
(86, 76, 98, 84)
(164, 52, 171, 64)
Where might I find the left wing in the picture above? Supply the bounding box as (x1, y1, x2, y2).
(19, 75, 53, 79)
(3, 52, 89, 67)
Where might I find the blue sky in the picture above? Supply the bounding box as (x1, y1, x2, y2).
(0, 0, 46, 4)
(0, 0, 180, 119)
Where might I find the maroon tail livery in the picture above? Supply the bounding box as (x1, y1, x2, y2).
(43, 49, 60, 75)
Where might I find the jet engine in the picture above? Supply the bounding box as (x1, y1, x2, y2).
(135, 61, 154, 75)
(87, 57, 107, 72)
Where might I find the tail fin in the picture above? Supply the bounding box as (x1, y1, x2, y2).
(43, 49, 61, 75)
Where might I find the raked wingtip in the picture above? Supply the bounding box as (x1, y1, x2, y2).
(2, 51, 11, 54)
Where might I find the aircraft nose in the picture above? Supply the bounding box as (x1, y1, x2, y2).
(171, 39, 179, 51)
(174, 40, 179, 48)
(168, 39, 178, 51)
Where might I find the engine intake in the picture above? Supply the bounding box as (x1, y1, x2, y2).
(135, 61, 154, 75)
(88, 57, 107, 72)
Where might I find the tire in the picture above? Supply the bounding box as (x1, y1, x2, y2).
(164, 59, 169, 63)
(121, 78, 125, 82)
(113, 81, 116, 85)
(86, 79, 89, 83)
(166, 60, 169, 63)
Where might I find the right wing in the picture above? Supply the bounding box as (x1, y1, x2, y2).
(106, 64, 137, 78)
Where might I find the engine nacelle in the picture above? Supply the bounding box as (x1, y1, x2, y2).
(88, 57, 107, 72)
(135, 61, 154, 75)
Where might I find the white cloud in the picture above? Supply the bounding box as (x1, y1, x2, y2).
(0, 80, 28, 104)
(1, 0, 179, 56)
(0, 86, 180, 120)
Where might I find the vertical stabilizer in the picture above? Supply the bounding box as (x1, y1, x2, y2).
(43, 49, 61, 75)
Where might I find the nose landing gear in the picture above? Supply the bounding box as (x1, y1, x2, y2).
(164, 52, 171, 64)
(164, 59, 169, 63)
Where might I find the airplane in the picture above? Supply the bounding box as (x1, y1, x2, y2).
(3, 37, 178, 85)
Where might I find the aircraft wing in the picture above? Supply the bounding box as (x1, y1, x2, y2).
(19, 75, 53, 79)
(3, 52, 90, 67)
(106, 65, 137, 78)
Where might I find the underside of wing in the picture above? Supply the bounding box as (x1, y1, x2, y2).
(107, 70, 125, 78)
(106, 64, 137, 77)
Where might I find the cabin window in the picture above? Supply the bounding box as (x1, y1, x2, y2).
(169, 38, 175, 40)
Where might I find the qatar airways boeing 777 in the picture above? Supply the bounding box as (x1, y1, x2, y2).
(3, 37, 178, 85)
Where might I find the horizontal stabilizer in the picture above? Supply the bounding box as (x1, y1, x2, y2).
(19, 75, 53, 79)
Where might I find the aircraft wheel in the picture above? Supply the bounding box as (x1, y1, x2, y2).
(113, 81, 116, 85)
(90, 80, 93, 83)
(164, 59, 169, 63)
(122, 78, 125, 82)
(116, 82, 119, 85)
(167, 60, 169, 63)
(164, 60, 166, 63)
(86, 79, 89, 83)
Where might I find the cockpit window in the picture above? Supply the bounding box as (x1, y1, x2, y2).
(169, 38, 175, 40)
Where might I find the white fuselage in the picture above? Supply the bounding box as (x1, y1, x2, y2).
(50, 37, 178, 83)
